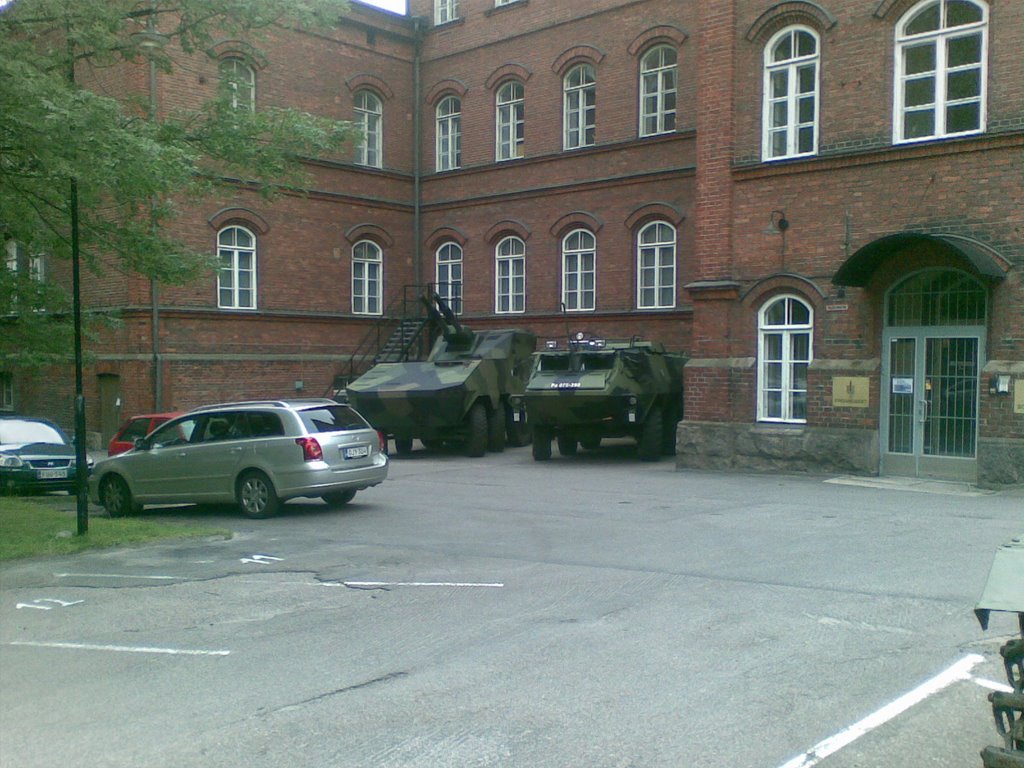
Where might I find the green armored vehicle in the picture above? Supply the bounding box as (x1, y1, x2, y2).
(514, 331, 686, 462)
(346, 293, 536, 457)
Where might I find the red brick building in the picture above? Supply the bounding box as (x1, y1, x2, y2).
(6, 0, 1022, 486)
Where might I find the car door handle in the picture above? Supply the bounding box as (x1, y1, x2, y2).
(229, 447, 244, 454)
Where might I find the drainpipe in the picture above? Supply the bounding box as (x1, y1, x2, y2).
(412, 16, 423, 290)
(148, 46, 162, 410)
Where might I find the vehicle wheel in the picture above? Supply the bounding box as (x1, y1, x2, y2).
(487, 404, 506, 453)
(580, 436, 601, 450)
(639, 406, 663, 462)
(237, 471, 280, 519)
(557, 435, 578, 457)
(465, 402, 488, 457)
(531, 426, 552, 461)
(394, 437, 414, 455)
(322, 489, 356, 507)
(505, 407, 531, 447)
(100, 475, 139, 518)
(661, 418, 679, 456)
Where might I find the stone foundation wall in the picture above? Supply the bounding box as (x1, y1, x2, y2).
(676, 421, 879, 476)
(977, 438, 1024, 488)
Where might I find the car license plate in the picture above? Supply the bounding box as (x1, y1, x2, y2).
(38, 468, 68, 480)
(344, 445, 369, 459)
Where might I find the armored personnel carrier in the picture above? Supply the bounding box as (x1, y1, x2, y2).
(345, 292, 536, 457)
(514, 331, 686, 462)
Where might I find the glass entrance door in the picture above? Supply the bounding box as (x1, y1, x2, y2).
(883, 333, 980, 481)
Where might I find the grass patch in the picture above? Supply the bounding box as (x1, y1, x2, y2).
(0, 497, 231, 562)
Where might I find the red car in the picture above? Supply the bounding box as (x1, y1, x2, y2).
(107, 412, 183, 456)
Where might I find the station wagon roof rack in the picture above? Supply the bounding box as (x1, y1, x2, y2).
(189, 398, 338, 412)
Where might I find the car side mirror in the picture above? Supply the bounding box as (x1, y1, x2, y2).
(133, 437, 149, 451)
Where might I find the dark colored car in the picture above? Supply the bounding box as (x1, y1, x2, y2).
(107, 412, 183, 456)
(0, 415, 90, 494)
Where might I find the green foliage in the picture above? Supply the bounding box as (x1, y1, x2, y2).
(0, 496, 231, 561)
(0, 0, 354, 367)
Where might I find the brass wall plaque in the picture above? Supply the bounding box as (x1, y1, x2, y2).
(832, 376, 870, 408)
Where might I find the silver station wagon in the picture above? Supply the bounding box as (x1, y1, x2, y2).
(90, 399, 388, 518)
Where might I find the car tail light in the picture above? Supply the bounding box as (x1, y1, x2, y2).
(377, 431, 386, 453)
(295, 437, 323, 462)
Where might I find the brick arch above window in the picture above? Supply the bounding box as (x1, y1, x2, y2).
(206, 40, 268, 69)
(549, 211, 603, 240)
(345, 223, 394, 248)
(624, 202, 684, 231)
(872, 0, 924, 20)
(425, 78, 469, 105)
(740, 273, 827, 308)
(208, 207, 269, 234)
(485, 219, 531, 244)
(485, 63, 532, 91)
(426, 226, 468, 251)
(745, 1, 838, 43)
(345, 73, 394, 100)
(627, 25, 688, 56)
(551, 45, 606, 76)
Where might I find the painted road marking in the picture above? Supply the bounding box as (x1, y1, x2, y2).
(777, 654, 984, 768)
(971, 676, 1014, 693)
(55, 573, 181, 581)
(9, 641, 229, 656)
(16, 599, 84, 610)
(240, 554, 283, 564)
(330, 581, 505, 588)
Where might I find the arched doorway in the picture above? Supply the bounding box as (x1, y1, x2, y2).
(880, 269, 986, 481)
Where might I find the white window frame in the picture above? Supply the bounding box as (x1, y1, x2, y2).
(639, 45, 677, 137)
(217, 226, 257, 310)
(636, 221, 676, 309)
(496, 81, 525, 161)
(495, 0, 520, 6)
(893, 0, 987, 144)
(561, 229, 596, 312)
(435, 242, 463, 315)
(495, 236, 525, 314)
(0, 372, 13, 411)
(4, 240, 16, 273)
(219, 57, 255, 112)
(436, 96, 462, 172)
(563, 63, 596, 150)
(757, 295, 813, 423)
(355, 90, 383, 169)
(352, 240, 383, 316)
(762, 26, 820, 161)
(435, 0, 459, 25)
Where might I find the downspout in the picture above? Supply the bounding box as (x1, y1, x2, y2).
(412, 16, 423, 290)
(149, 53, 163, 410)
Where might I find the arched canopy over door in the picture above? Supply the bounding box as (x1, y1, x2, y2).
(833, 233, 1008, 287)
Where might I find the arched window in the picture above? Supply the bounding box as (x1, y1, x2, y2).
(562, 229, 596, 311)
(436, 96, 462, 171)
(763, 27, 819, 160)
(894, 0, 987, 143)
(496, 81, 525, 161)
(352, 240, 382, 315)
(219, 57, 255, 112)
(354, 90, 383, 168)
(636, 221, 676, 309)
(758, 295, 813, 422)
(217, 226, 257, 310)
(563, 64, 596, 150)
(435, 242, 463, 315)
(495, 236, 525, 314)
(639, 46, 676, 137)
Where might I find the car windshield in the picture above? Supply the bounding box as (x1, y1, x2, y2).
(298, 406, 369, 434)
(0, 420, 67, 445)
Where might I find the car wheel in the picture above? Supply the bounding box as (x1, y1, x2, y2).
(322, 489, 356, 507)
(237, 471, 280, 519)
(100, 475, 139, 518)
(465, 402, 488, 457)
(487, 404, 506, 453)
(531, 426, 552, 461)
(639, 406, 663, 462)
(557, 434, 578, 457)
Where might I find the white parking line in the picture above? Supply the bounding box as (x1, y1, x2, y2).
(9, 641, 229, 656)
(55, 573, 182, 580)
(777, 654, 984, 768)
(330, 581, 505, 588)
